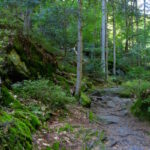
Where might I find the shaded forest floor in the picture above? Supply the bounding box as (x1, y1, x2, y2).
(33, 87, 150, 150)
(33, 105, 105, 150)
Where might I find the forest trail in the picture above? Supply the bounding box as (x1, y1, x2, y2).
(91, 87, 150, 150)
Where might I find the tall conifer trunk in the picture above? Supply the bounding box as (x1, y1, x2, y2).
(113, 0, 116, 76)
(101, 0, 106, 74)
(75, 0, 83, 96)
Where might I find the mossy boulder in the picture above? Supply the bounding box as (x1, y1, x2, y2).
(8, 50, 30, 77)
(0, 87, 40, 149)
(80, 93, 91, 108)
(0, 36, 57, 83)
(13, 36, 57, 78)
(0, 111, 33, 150)
(13, 110, 40, 131)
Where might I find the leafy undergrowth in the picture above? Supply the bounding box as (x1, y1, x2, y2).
(0, 78, 99, 149)
(12, 79, 76, 110)
(121, 80, 150, 121)
(120, 80, 150, 98)
(127, 67, 150, 81)
(0, 79, 97, 150)
(33, 105, 105, 150)
(0, 79, 77, 149)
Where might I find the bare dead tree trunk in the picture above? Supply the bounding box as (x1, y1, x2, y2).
(75, 0, 83, 96)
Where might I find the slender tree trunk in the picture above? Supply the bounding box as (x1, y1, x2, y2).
(135, 0, 140, 66)
(105, 8, 108, 80)
(0, 77, 1, 98)
(24, 8, 31, 36)
(125, 0, 128, 53)
(144, 0, 146, 48)
(131, 0, 134, 48)
(75, 0, 83, 96)
(113, 0, 116, 76)
(101, 0, 106, 74)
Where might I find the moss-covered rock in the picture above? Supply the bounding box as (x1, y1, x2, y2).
(8, 50, 30, 77)
(13, 110, 40, 131)
(0, 87, 41, 149)
(13, 36, 57, 78)
(0, 111, 32, 150)
(80, 93, 91, 108)
(0, 35, 57, 83)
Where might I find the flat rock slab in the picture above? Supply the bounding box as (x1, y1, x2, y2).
(111, 110, 128, 117)
(98, 115, 120, 125)
(107, 101, 116, 108)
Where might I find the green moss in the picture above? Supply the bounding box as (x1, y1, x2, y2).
(10, 100, 23, 109)
(1, 86, 15, 106)
(1, 87, 23, 109)
(29, 113, 41, 129)
(80, 93, 91, 108)
(0, 107, 40, 149)
(13, 110, 40, 131)
(0, 111, 32, 150)
(0, 87, 41, 149)
(0, 111, 13, 123)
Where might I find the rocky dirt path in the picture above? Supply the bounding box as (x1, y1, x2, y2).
(91, 87, 150, 150)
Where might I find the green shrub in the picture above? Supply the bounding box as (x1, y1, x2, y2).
(84, 59, 104, 78)
(127, 67, 150, 81)
(55, 74, 74, 92)
(1, 86, 16, 106)
(80, 93, 91, 108)
(89, 111, 97, 122)
(1, 86, 23, 109)
(12, 79, 76, 110)
(122, 80, 150, 120)
(131, 97, 150, 120)
(121, 80, 150, 98)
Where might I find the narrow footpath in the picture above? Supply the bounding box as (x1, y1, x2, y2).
(91, 87, 150, 150)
